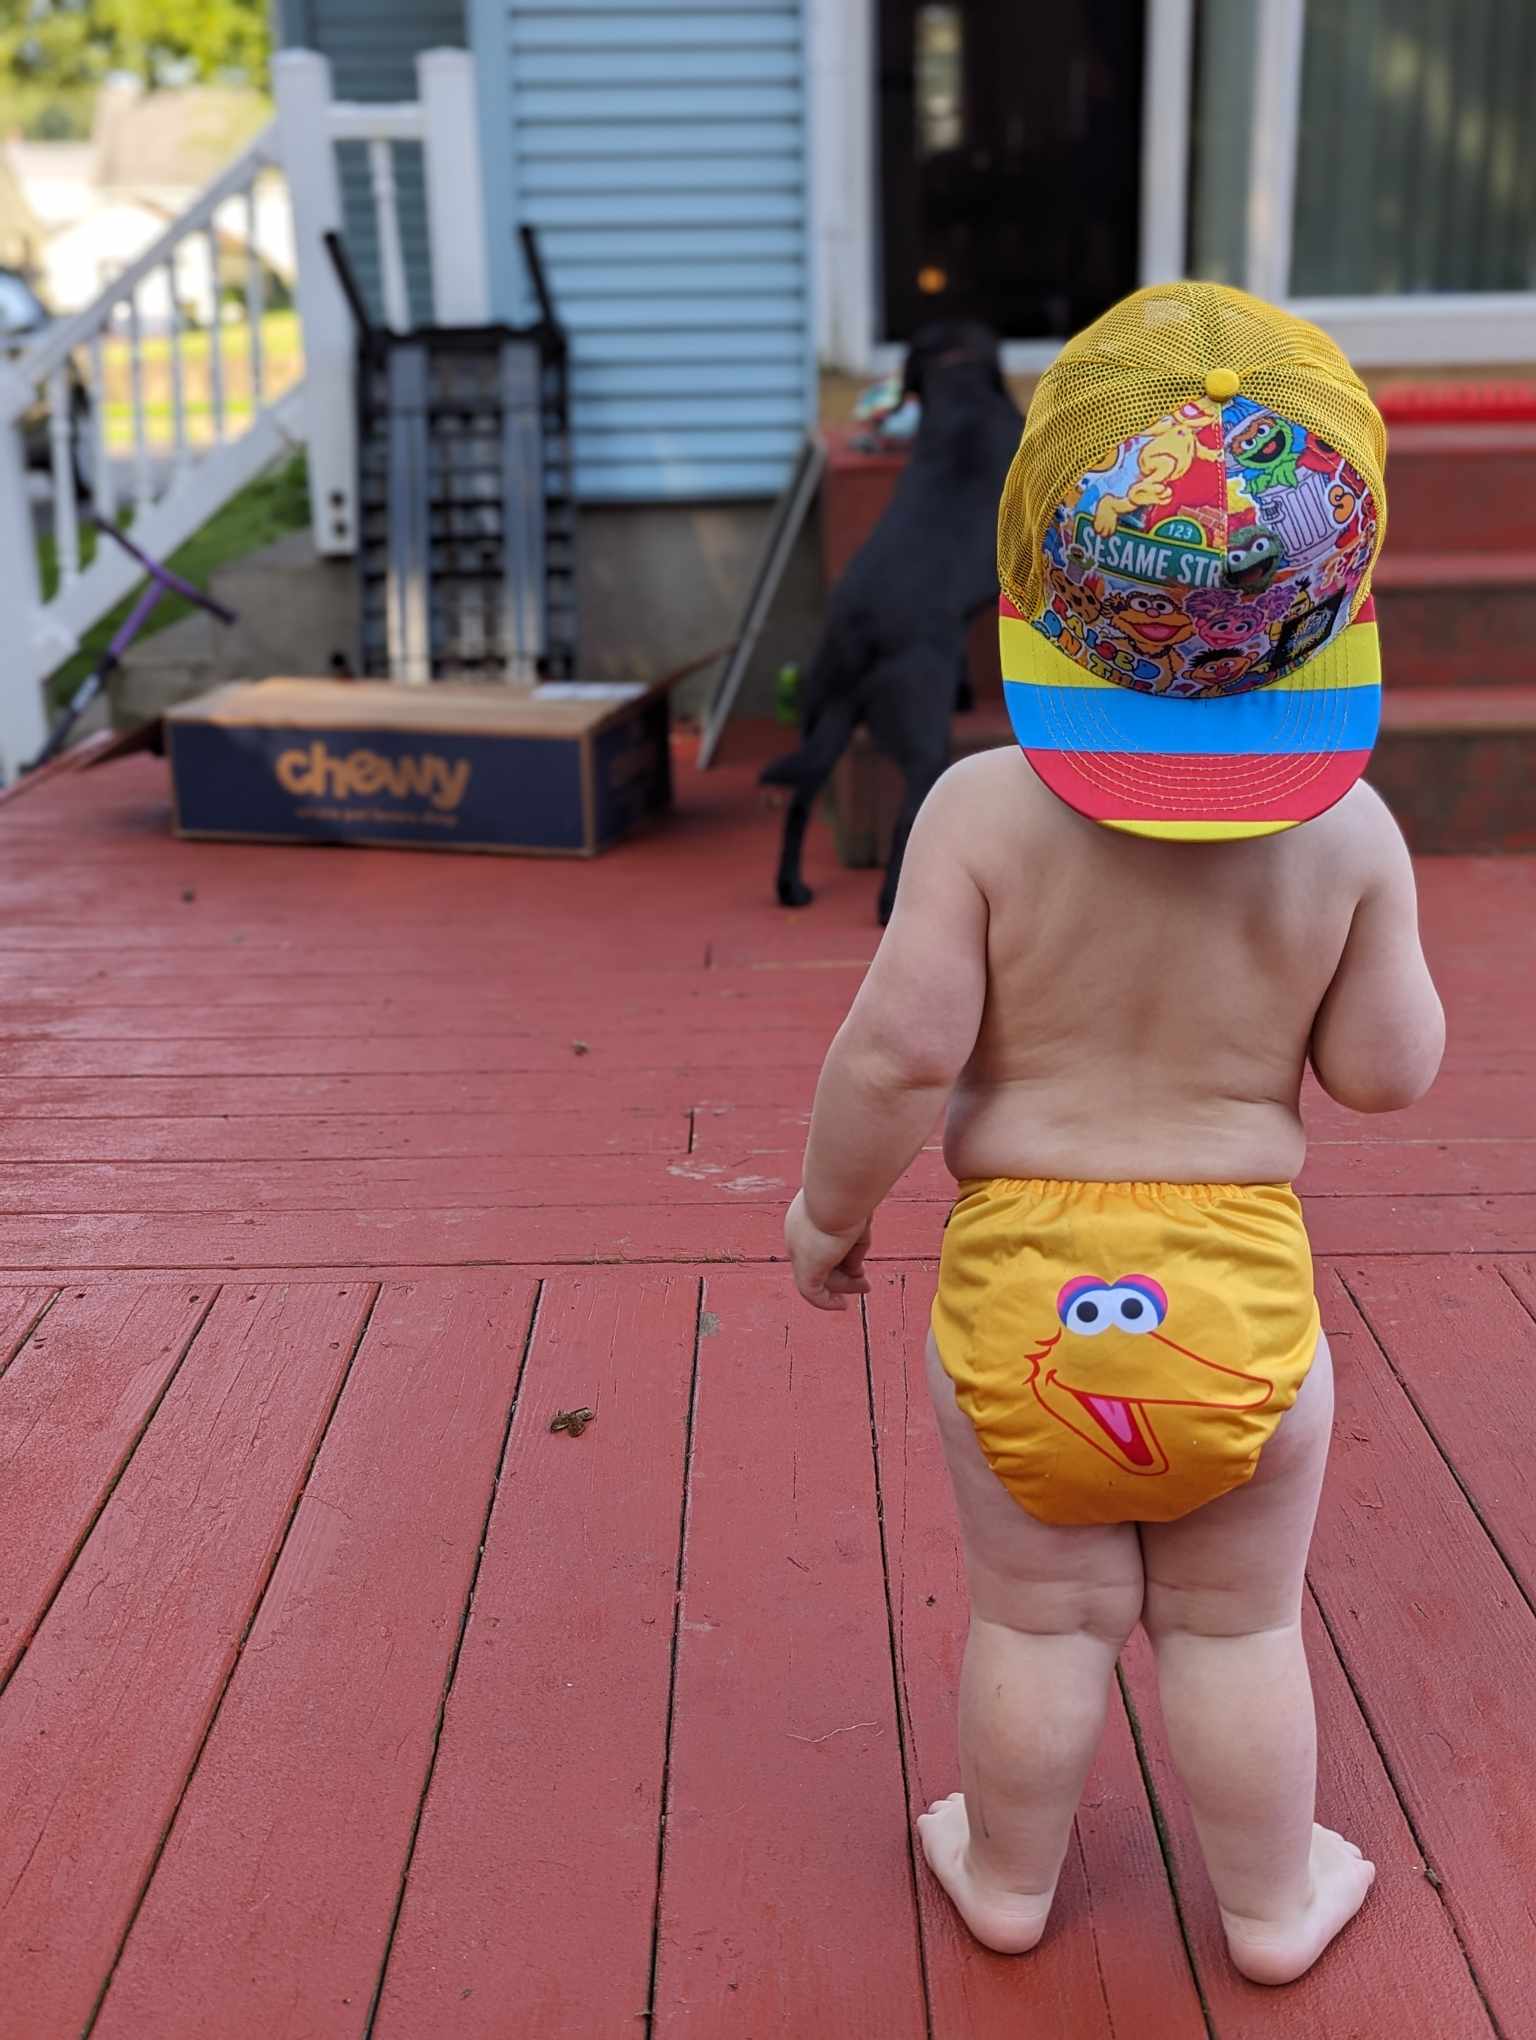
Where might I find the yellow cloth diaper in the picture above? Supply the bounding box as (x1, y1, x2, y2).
(931, 1178, 1320, 1526)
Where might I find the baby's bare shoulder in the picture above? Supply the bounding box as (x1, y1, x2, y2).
(1294, 782, 1408, 890)
(926, 749, 1062, 835)
(921, 750, 1099, 896)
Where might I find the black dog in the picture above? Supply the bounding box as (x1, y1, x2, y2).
(761, 320, 1023, 922)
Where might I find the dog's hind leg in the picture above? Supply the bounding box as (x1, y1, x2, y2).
(761, 696, 859, 908)
(877, 744, 947, 924)
(774, 786, 820, 908)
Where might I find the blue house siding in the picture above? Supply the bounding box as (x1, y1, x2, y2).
(278, 0, 467, 326)
(469, 0, 815, 501)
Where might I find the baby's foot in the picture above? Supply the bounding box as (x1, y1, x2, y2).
(915, 1792, 1054, 1954)
(1220, 1825, 1376, 1986)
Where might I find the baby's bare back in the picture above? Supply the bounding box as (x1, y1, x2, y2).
(943, 752, 1369, 1184)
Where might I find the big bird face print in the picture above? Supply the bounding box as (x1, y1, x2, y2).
(1026, 1274, 1273, 1482)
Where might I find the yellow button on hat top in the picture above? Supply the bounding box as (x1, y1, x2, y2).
(1205, 367, 1241, 401)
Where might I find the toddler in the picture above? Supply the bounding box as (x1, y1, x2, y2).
(785, 284, 1444, 1986)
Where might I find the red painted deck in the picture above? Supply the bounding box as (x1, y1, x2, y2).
(1, 738, 1533, 2039)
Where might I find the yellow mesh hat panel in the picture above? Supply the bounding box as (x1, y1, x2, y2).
(998, 282, 1388, 629)
(997, 283, 1386, 839)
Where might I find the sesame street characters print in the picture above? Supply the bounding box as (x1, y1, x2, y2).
(1034, 394, 1377, 697)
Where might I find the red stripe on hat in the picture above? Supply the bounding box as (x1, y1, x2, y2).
(1355, 594, 1376, 623)
(1026, 749, 1372, 824)
(1000, 593, 1025, 621)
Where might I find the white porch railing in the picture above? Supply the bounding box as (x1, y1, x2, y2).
(274, 46, 491, 562)
(0, 47, 490, 781)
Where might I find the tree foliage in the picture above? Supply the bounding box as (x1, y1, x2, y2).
(0, 0, 270, 93)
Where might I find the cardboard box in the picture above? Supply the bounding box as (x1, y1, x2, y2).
(166, 679, 673, 855)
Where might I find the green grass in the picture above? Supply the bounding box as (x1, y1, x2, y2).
(97, 310, 303, 451)
(41, 452, 312, 709)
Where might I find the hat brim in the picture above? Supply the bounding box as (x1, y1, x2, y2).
(1000, 596, 1381, 841)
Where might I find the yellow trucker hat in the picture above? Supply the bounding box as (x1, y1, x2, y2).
(997, 283, 1388, 839)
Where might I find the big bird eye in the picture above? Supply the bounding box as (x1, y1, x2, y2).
(1104, 1278, 1168, 1333)
(1058, 1279, 1114, 1336)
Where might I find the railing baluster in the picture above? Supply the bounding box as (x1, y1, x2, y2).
(368, 138, 411, 332)
(46, 366, 81, 588)
(1, 119, 291, 771)
(127, 291, 153, 515)
(244, 178, 266, 409)
(167, 256, 188, 480)
(205, 224, 226, 444)
(87, 332, 117, 524)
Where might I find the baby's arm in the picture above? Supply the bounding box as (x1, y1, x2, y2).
(787, 769, 988, 1309)
(1309, 791, 1445, 1113)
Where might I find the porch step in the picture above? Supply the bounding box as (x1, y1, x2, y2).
(1382, 424, 1536, 554)
(1371, 685, 1536, 853)
(1372, 551, 1536, 689)
(831, 687, 1536, 864)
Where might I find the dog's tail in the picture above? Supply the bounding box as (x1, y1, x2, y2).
(759, 695, 858, 791)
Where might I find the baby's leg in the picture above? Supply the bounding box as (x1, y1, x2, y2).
(1140, 1332, 1373, 1984)
(919, 1334, 1144, 1953)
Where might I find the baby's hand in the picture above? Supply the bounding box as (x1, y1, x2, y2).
(785, 1190, 872, 1312)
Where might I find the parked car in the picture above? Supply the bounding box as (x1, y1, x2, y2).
(0, 267, 95, 496)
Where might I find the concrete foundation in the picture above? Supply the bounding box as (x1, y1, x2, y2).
(111, 500, 830, 735)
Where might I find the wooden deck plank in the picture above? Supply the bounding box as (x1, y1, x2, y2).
(1300, 1077, 1536, 1140)
(373, 1273, 698, 2039)
(0, 1149, 1527, 1219)
(0, 1281, 374, 2033)
(93, 1279, 537, 2040)
(0, 1070, 801, 1120)
(689, 1104, 815, 1153)
(1499, 1258, 1536, 1322)
(0, 1284, 210, 1681)
(865, 1268, 1208, 2038)
(1338, 1257, 1536, 1601)
(0, 1029, 835, 1079)
(651, 1267, 927, 2038)
(1303, 1196, 1536, 1255)
(0, 1070, 1482, 1142)
(0, 1201, 933, 1273)
(0, 951, 723, 983)
(1300, 1142, 1536, 1195)
(0, 994, 848, 1037)
(1119, 1615, 1495, 2038)
(0, 1195, 1532, 1273)
(0, 959, 860, 1005)
(1307, 1269, 1536, 2032)
(0, 1282, 57, 1383)
(0, 926, 713, 968)
(0, 1111, 687, 1163)
(694, 1121, 1536, 1200)
(0, 1155, 799, 1215)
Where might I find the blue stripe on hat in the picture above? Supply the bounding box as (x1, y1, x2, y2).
(1003, 677, 1381, 758)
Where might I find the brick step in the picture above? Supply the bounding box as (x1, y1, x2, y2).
(830, 687, 1536, 863)
(1371, 685, 1536, 853)
(1379, 425, 1536, 555)
(1373, 552, 1536, 688)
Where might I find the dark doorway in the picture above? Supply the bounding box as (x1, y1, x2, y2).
(878, 0, 1146, 342)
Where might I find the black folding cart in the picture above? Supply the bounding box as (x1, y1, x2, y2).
(328, 225, 577, 684)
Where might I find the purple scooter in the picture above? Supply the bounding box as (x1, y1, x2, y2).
(26, 516, 237, 771)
